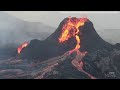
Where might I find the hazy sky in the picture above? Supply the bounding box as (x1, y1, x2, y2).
(4, 11, 120, 30)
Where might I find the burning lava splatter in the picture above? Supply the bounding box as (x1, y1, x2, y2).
(17, 42, 29, 54)
(59, 17, 96, 79)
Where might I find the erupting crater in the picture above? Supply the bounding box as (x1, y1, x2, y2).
(58, 17, 96, 79)
(59, 17, 87, 52)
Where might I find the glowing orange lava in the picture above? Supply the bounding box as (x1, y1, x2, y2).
(59, 17, 96, 79)
(59, 17, 87, 51)
(17, 42, 29, 54)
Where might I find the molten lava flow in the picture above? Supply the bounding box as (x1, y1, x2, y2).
(71, 50, 96, 79)
(59, 17, 96, 79)
(59, 17, 87, 51)
(17, 42, 29, 54)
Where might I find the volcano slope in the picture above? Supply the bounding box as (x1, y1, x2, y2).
(19, 17, 112, 60)
(0, 17, 120, 79)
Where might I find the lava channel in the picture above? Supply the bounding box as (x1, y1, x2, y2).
(59, 17, 96, 79)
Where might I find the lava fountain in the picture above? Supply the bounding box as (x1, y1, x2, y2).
(59, 17, 96, 79)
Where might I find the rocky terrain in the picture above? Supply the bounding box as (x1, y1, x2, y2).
(0, 17, 120, 79)
(0, 47, 120, 79)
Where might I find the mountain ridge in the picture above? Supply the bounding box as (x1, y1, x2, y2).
(0, 12, 55, 47)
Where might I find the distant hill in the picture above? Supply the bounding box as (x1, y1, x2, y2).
(0, 12, 55, 47)
(97, 29, 120, 44)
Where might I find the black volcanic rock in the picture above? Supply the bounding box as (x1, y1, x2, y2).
(19, 39, 59, 60)
(1, 47, 120, 79)
(79, 20, 112, 52)
(19, 18, 76, 60)
(42, 49, 120, 79)
(19, 17, 113, 60)
(44, 58, 90, 79)
(113, 43, 120, 50)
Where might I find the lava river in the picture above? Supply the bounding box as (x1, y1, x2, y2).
(59, 17, 96, 79)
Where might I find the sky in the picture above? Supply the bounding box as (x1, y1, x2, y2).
(4, 11, 120, 30)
